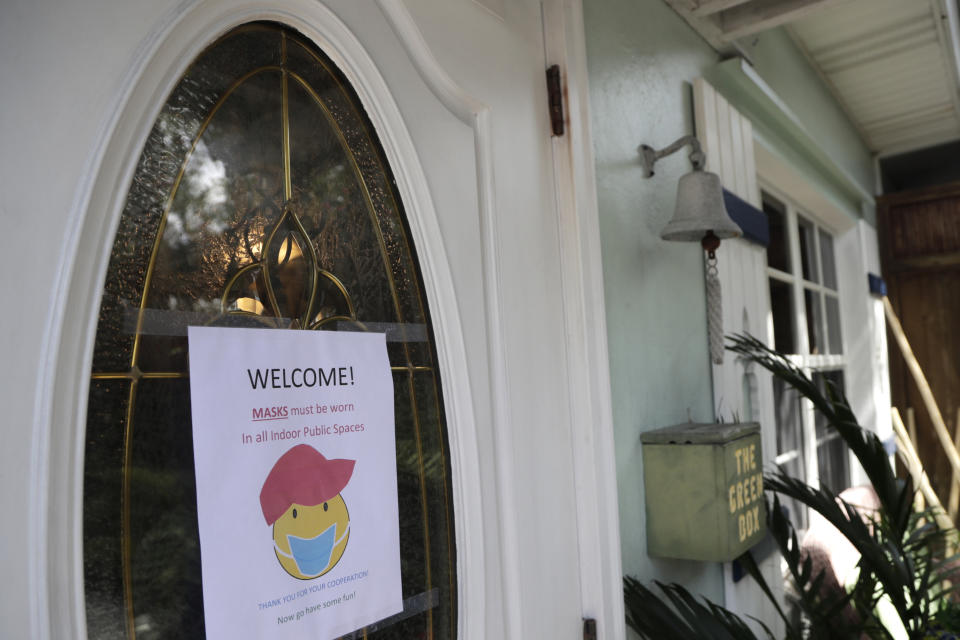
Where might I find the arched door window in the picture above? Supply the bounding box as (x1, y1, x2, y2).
(84, 23, 456, 639)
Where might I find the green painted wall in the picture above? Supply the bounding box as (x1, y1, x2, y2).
(704, 28, 876, 224)
(738, 28, 875, 200)
(582, 0, 877, 613)
(583, 0, 725, 605)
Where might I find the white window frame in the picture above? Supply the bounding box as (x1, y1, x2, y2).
(761, 183, 851, 500)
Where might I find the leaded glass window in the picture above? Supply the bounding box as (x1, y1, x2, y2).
(84, 23, 456, 639)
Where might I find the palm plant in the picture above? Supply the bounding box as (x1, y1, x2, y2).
(624, 334, 959, 639)
(624, 576, 772, 639)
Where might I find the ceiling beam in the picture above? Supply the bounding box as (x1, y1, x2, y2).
(664, 0, 846, 51)
(663, 0, 701, 11)
(662, 0, 741, 53)
(690, 0, 753, 18)
(718, 0, 849, 40)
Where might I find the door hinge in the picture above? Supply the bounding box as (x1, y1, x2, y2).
(546, 64, 565, 137)
(583, 617, 597, 640)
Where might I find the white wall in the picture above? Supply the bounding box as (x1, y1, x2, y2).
(0, 1, 182, 636)
(837, 221, 892, 486)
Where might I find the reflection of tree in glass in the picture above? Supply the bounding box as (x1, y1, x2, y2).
(162, 141, 230, 250)
(151, 166, 284, 315)
(126, 379, 205, 639)
(147, 67, 283, 315)
(295, 169, 395, 326)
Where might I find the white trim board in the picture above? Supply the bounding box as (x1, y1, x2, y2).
(755, 138, 857, 234)
(542, 0, 625, 637)
(693, 77, 784, 638)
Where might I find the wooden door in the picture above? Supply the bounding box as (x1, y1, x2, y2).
(878, 182, 960, 505)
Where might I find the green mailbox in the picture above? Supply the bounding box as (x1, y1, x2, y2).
(641, 422, 765, 562)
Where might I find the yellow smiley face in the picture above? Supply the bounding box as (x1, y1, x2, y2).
(272, 495, 350, 579)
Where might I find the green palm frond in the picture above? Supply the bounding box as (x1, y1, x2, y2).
(727, 334, 912, 533)
(728, 333, 959, 638)
(761, 493, 870, 639)
(623, 576, 773, 640)
(622, 334, 960, 639)
(735, 546, 798, 637)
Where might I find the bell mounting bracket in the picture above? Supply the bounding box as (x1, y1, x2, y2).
(639, 135, 706, 178)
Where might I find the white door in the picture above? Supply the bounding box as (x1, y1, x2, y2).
(22, 1, 622, 639)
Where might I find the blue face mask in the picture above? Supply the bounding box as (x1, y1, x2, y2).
(276, 523, 350, 578)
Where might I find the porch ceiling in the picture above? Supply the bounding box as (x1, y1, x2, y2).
(664, 0, 960, 156)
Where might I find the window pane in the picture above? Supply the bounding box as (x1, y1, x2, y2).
(127, 379, 203, 637)
(817, 437, 850, 493)
(814, 371, 845, 438)
(825, 295, 843, 355)
(773, 378, 807, 530)
(763, 193, 790, 273)
(84, 379, 129, 639)
(770, 278, 796, 353)
(805, 288, 824, 354)
(775, 378, 805, 457)
(813, 371, 849, 493)
(798, 215, 819, 283)
(819, 229, 837, 290)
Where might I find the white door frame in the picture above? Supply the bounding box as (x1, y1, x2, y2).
(541, 0, 625, 635)
(34, 1, 622, 638)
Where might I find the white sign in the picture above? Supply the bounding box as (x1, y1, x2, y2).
(188, 326, 402, 640)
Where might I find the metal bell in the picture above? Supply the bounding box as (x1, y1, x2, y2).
(660, 169, 742, 242)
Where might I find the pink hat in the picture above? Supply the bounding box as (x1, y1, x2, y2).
(259, 444, 355, 525)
